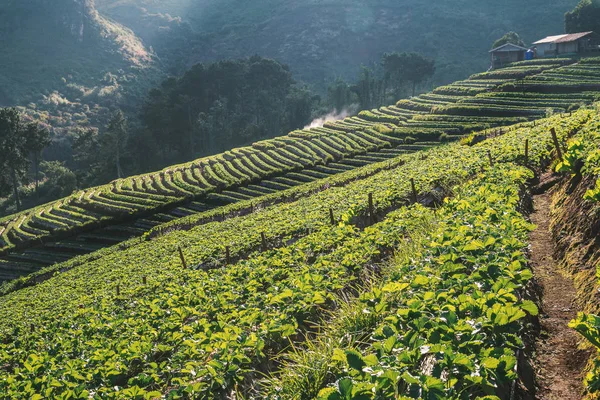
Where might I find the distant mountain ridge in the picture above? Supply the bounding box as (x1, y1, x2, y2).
(95, 0, 579, 88)
(0, 0, 579, 133)
(0, 0, 154, 105)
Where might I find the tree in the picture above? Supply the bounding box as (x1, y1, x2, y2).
(139, 56, 311, 170)
(353, 67, 383, 109)
(382, 52, 435, 97)
(327, 79, 356, 112)
(492, 31, 526, 49)
(0, 108, 27, 211)
(71, 127, 102, 186)
(103, 110, 128, 179)
(24, 122, 51, 200)
(39, 161, 77, 200)
(565, 0, 600, 34)
(405, 53, 435, 97)
(382, 52, 407, 99)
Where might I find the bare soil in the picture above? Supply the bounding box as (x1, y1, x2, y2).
(530, 192, 589, 400)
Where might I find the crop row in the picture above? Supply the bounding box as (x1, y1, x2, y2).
(5, 57, 598, 269)
(0, 110, 592, 397)
(266, 164, 538, 399)
(0, 60, 578, 259)
(0, 124, 405, 254)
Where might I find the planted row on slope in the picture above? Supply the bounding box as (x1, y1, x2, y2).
(266, 164, 537, 399)
(0, 110, 591, 398)
(0, 144, 428, 283)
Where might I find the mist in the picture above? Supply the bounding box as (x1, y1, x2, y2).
(304, 105, 359, 129)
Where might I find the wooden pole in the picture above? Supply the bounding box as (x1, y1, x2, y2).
(524, 139, 529, 166)
(143, 276, 147, 285)
(487, 150, 494, 167)
(368, 193, 374, 224)
(329, 208, 335, 225)
(226, 246, 231, 265)
(178, 246, 187, 269)
(261, 232, 267, 252)
(410, 178, 418, 203)
(116, 284, 120, 296)
(550, 128, 563, 159)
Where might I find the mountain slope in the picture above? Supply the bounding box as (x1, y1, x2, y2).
(0, 0, 155, 106)
(96, 0, 578, 86)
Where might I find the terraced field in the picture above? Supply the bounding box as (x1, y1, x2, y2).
(1, 57, 600, 283)
(0, 107, 593, 398)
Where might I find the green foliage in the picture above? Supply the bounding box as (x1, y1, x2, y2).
(0, 108, 51, 211)
(565, 0, 600, 34)
(382, 52, 436, 97)
(492, 31, 526, 49)
(270, 164, 538, 398)
(555, 138, 585, 174)
(39, 161, 77, 199)
(0, 108, 590, 397)
(570, 313, 600, 392)
(139, 56, 315, 169)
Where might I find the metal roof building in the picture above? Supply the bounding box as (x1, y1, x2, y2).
(533, 31, 600, 57)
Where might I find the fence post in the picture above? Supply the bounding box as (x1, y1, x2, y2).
(410, 178, 418, 203)
(368, 193, 374, 224)
(329, 208, 335, 225)
(178, 246, 187, 269)
(524, 139, 529, 166)
(226, 246, 231, 265)
(261, 232, 267, 252)
(487, 150, 494, 167)
(550, 128, 563, 160)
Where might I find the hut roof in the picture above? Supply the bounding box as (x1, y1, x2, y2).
(533, 32, 595, 45)
(489, 43, 529, 53)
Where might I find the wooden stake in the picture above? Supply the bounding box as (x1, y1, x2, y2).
(178, 246, 187, 269)
(368, 193, 374, 224)
(261, 232, 267, 252)
(30, 324, 35, 333)
(550, 128, 563, 159)
(524, 139, 529, 166)
(226, 246, 231, 265)
(116, 284, 120, 296)
(143, 276, 147, 285)
(329, 208, 335, 225)
(487, 150, 494, 167)
(410, 178, 418, 203)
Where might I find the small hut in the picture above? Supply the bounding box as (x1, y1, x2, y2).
(489, 43, 528, 69)
(533, 31, 600, 58)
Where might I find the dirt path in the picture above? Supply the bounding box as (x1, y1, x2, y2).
(530, 193, 587, 399)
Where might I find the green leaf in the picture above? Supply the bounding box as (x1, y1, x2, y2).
(345, 350, 366, 372)
(464, 240, 484, 252)
(338, 378, 353, 397)
(482, 357, 499, 369)
(362, 354, 379, 366)
(520, 300, 539, 316)
(317, 387, 343, 400)
(412, 275, 429, 287)
(382, 282, 410, 293)
(383, 335, 397, 353)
